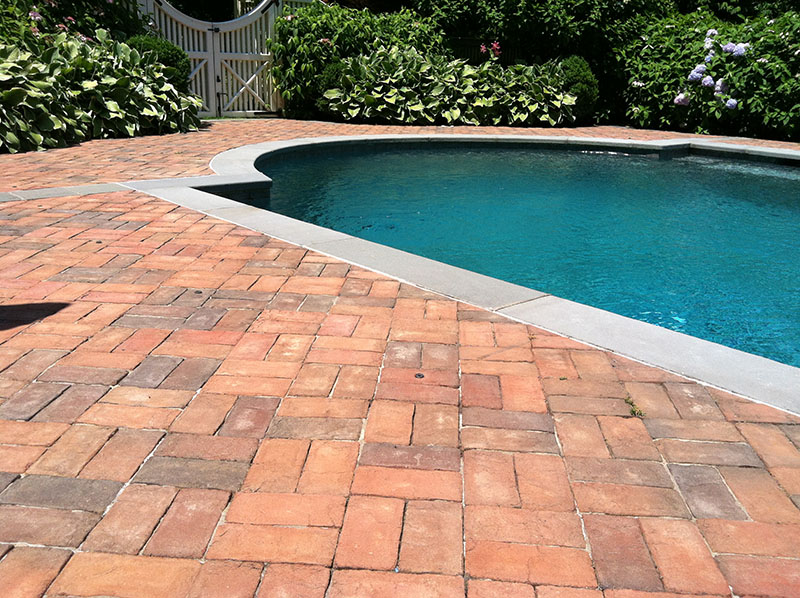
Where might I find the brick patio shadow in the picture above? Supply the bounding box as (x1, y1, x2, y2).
(0, 302, 70, 330)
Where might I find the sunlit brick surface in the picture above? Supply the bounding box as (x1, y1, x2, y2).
(0, 119, 799, 597)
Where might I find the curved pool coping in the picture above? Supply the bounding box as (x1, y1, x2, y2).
(124, 134, 800, 415)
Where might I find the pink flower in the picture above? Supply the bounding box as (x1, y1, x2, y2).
(490, 41, 501, 57)
(480, 43, 487, 54)
(56, 23, 67, 30)
(65, 16, 75, 22)
(31, 25, 40, 35)
(318, 37, 331, 45)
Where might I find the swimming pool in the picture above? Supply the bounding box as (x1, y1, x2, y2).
(248, 142, 800, 367)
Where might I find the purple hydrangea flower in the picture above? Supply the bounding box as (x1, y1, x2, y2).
(674, 93, 690, 106)
(706, 29, 718, 37)
(732, 43, 748, 57)
(705, 52, 715, 62)
(688, 70, 703, 82)
(694, 64, 707, 74)
(29, 10, 42, 20)
(722, 42, 736, 53)
(701, 75, 714, 87)
(715, 78, 729, 94)
(726, 98, 738, 109)
(704, 37, 714, 49)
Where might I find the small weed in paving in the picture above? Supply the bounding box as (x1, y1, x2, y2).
(625, 396, 646, 418)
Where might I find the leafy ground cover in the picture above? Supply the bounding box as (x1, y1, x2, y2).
(0, 0, 200, 154)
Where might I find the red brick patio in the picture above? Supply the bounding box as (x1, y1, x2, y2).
(0, 120, 799, 598)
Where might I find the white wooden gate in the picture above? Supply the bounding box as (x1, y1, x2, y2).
(137, 0, 311, 117)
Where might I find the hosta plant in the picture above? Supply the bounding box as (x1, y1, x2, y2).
(318, 45, 576, 127)
(0, 30, 201, 154)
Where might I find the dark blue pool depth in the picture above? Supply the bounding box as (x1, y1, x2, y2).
(253, 144, 800, 367)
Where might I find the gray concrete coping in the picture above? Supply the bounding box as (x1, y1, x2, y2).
(0, 183, 128, 201)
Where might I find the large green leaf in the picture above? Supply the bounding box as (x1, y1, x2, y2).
(1, 88, 27, 106)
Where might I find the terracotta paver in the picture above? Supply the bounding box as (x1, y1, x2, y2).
(0, 119, 798, 597)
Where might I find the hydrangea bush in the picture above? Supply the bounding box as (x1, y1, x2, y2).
(621, 10, 800, 140)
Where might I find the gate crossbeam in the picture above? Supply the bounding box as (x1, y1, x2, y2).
(221, 61, 270, 111)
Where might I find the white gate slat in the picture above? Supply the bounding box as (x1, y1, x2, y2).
(136, 0, 313, 117)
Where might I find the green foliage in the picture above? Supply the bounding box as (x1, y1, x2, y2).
(0, 30, 201, 154)
(268, 1, 447, 117)
(318, 45, 575, 127)
(411, 0, 674, 119)
(560, 56, 599, 124)
(127, 34, 191, 92)
(0, 0, 146, 48)
(330, 0, 409, 12)
(411, 0, 503, 41)
(621, 11, 800, 140)
(0, 43, 84, 153)
(674, 0, 798, 21)
(315, 60, 347, 113)
(412, 0, 674, 62)
(0, 0, 35, 48)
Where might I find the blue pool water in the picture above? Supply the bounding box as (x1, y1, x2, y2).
(254, 144, 800, 367)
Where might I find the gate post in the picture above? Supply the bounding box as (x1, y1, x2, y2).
(208, 24, 221, 117)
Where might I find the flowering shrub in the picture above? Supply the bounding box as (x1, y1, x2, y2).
(0, 0, 146, 48)
(0, 30, 201, 153)
(621, 11, 800, 140)
(268, 1, 446, 118)
(317, 45, 575, 127)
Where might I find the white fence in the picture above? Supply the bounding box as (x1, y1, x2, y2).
(137, 0, 312, 117)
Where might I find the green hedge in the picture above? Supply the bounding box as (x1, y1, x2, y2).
(674, 0, 798, 21)
(127, 35, 192, 92)
(560, 56, 599, 124)
(318, 45, 576, 127)
(411, 0, 674, 110)
(268, 1, 446, 117)
(621, 11, 800, 140)
(0, 30, 201, 154)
